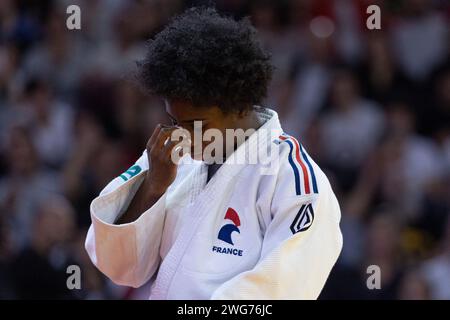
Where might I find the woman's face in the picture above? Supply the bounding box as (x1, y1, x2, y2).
(164, 100, 240, 161)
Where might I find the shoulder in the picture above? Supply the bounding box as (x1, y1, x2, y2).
(271, 133, 325, 199)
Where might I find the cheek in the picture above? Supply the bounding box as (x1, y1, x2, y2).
(188, 125, 216, 156)
(185, 128, 201, 155)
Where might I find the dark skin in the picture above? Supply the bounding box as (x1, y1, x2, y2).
(116, 100, 266, 224)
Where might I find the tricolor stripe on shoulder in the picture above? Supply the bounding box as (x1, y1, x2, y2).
(276, 133, 318, 195)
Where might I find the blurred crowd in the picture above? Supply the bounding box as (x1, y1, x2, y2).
(0, 0, 449, 299)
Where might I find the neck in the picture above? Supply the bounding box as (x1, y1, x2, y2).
(223, 107, 268, 157)
(234, 107, 266, 132)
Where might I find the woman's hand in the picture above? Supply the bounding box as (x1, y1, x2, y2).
(116, 124, 189, 224)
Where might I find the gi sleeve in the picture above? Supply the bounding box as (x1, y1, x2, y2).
(211, 144, 343, 299)
(85, 150, 166, 288)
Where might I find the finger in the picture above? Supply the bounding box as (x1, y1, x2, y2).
(147, 124, 163, 149)
(163, 127, 191, 151)
(162, 139, 191, 164)
(163, 138, 189, 157)
(152, 126, 179, 151)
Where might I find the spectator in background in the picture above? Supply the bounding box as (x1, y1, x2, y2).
(62, 112, 127, 228)
(0, 126, 61, 250)
(422, 217, 450, 300)
(321, 211, 405, 299)
(19, 7, 86, 99)
(22, 78, 74, 169)
(362, 213, 404, 300)
(391, 0, 448, 82)
(84, 5, 146, 78)
(249, 0, 298, 113)
(11, 195, 79, 299)
(378, 102, 444, 220)
(0, 43, 21, 102)
(280, 31, 334, 139)
(357, 32, 411, 105)
(414, 170, 450, 244)
(422, 66, 450, 138)
(341, 101, 446, 223)
(329, 0, 365, 64)
(0, 43, 28, 146)
(318, 67, 385, 190)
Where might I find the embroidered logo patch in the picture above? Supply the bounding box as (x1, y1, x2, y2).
(217, 207, 241, 245)
(290, 203, 314, 234)
(119, 165, 142, 181)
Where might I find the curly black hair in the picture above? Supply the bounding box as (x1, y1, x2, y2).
(137, 7, 273, 113)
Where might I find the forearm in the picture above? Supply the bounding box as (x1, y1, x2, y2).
(116, 175, 166, 224)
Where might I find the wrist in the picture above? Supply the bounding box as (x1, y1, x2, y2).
(143, 173, 167, 198)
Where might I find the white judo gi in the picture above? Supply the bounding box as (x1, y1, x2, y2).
(85, 108, 343, 299)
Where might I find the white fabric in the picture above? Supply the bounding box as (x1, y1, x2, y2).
(85, 108, 343, 299)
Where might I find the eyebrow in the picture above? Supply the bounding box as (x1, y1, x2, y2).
(165, 112, 206, 124)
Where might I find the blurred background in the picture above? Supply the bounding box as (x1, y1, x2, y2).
(0, 0, 449, 299)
